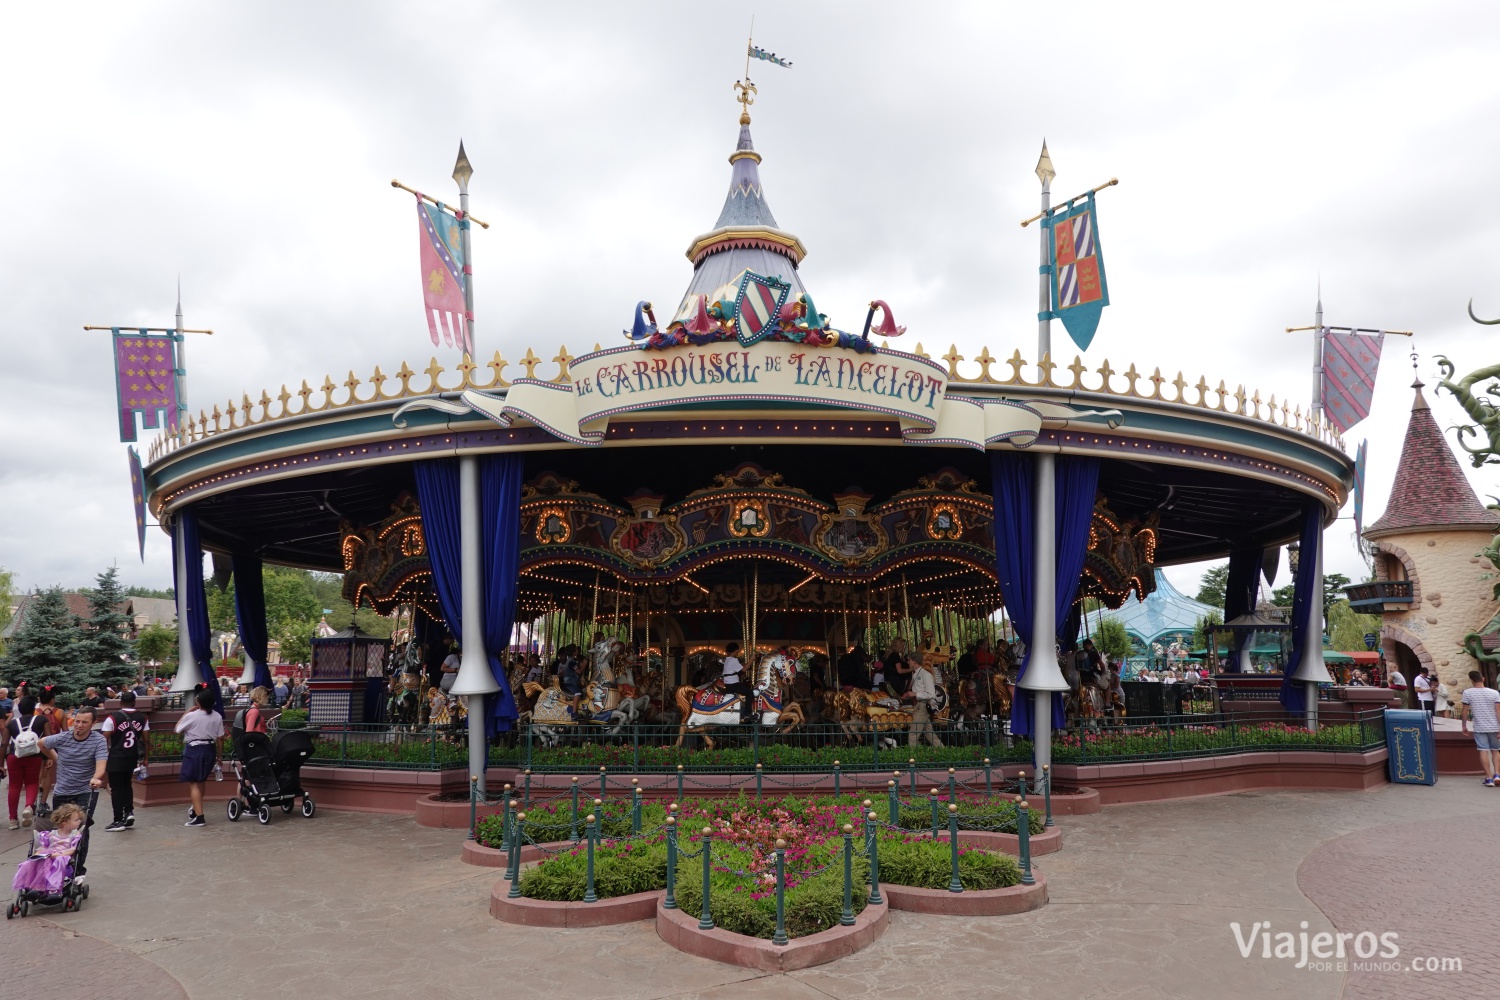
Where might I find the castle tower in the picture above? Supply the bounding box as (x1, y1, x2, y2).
(1355, 378, 1499, 695)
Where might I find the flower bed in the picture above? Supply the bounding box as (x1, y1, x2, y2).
(508, 794, 1029, 940)
(1050, 720, 1375, 762)
(892, 795, 1044, 836)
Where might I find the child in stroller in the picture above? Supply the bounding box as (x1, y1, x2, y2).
(226, 726, 316, 825)
(8, 801, 90, 918)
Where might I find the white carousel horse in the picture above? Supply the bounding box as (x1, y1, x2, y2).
(673, 651, 806, 747)
(524, 678, 577, 747)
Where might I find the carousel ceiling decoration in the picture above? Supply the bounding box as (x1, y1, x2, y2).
(1078, 497, 1159, 609)
(339, 493, 438, 616)
(518, 462, 998, 585)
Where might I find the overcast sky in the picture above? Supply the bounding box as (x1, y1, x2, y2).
(3, 1, 1499, 602)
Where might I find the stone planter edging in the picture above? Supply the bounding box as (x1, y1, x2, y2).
(955, 826, 1062, 856)
(489, 884, 661, 927)
(882, 873, 1047, 915)
(462, 839, 575, 868)
(655, 896, 889, 972)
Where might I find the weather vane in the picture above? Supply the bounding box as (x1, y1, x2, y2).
(734, 79, 757, 123)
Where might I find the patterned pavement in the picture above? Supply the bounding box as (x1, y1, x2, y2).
(1, 772, 1493, 999)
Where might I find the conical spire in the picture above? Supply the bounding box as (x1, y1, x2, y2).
(678, 106, 809, 312)
(1364, 378, 1498, 537)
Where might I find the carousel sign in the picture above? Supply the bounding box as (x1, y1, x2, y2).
(455, 341, 1051, 450)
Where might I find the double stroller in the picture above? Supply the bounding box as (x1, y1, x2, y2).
(227, 727, 317, 825)
(7, 794, 92, 919)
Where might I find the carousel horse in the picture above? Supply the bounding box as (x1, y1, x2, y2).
(673, 650, 805, 748)
(836, 684, 951, 742)
(524, 677, 579, 746)
(386, 672, 422, 728)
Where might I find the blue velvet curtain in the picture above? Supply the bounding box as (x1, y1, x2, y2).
(172, 509, 221, 715)
(414, 457, 523, 740)
(1280, 500, 1324, 713)
(990, 453, 1100, 739)
(231, 552, 274, 689)
(1222, 546, 1264, 673)
(480, 456, 523, 737)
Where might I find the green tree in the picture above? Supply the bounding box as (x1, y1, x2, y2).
(78, 567, 135, 691)
(1190, 610, 1223, 652)
(134, 623, 178, 671)
(1271, 573, 1350, 625)
(2, 587, 84, 692)
(1328, 599, 1382, 653)
(123, 585, 174, 599)
(0, 567, 13, 655)
(275, 618, 317, 665)
(1092, 617, 1135, 662)
(1194, 563, 1229, 608)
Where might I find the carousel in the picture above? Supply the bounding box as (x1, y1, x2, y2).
(141, 87, 1354, 793)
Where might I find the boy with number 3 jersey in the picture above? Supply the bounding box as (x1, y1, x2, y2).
(100, 691, 149, 831)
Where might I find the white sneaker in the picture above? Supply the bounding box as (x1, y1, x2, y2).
(20, 805, 33, 826)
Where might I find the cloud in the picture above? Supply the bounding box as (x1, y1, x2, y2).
(2, 0, 1498, 597)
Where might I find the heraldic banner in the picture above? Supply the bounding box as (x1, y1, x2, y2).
(1047, 193, 1110, 352)
(113, 329, 179, 443)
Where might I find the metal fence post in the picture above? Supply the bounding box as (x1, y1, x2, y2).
(929, 789, 940, 839)
(984, 757, 992, 796)
(1017, 795, 1034, 885)
(756, 763, 763, 801)
(773, 838, 789, 946)
(506, 811, 525, 897)
(676, 763, 684, 804)
(833, 760, 842, 798)
(664, 816, 678, 909)
(342, 726, 349, 766)
(632, 786, 642, 834)
(525, 723, 533, 769)
(865, 810, 883, 905)
(753, 719, 761, 770)
(840, 823, 856, 925)
(632, 725, 640, 772)
(1042, 764, 1054, 828)
(468, 775, 479, 842)
(583, 811, 598, 903)
(599, 766, 607, 801)
(699, 827, 715, 930)
(908, 758, 917, 797)
(569, 777, 580, 841)
(428, 725, 435, 768)
(947, 767, 956, 803)
(887, 780, 899, 824)
(523, 768, 531, 809)
(871, 723, 879, 769)
(1017, 769, 1028, 802)
(984, 716, 992, 755)
(947, 803, 963, 893)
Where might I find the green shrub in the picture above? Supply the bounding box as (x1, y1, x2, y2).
(671, 852, 868, 939)
(893, 799, 1044, 835)
(519, 841, 669, 901)
(875, 838, 1021, 890)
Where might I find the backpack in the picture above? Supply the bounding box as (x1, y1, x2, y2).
(11, 715, 43, 757)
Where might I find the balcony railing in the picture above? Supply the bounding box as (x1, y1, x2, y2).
(1344, 580, 1413, 610)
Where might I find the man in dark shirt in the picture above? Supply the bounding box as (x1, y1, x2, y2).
(837, 647, 870, 691)
(883, 639, 912, 697)
(80, 687, 105, 711)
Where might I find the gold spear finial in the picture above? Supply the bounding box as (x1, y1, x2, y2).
(1035, 140, 1056, 187)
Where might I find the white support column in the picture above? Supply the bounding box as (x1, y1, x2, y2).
(169, 517, 202, 694)
(1291, 537, 1331, 731)
(452, 455, 500, 794)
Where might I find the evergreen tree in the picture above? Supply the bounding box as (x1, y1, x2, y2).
(2, 586, 84, 691)
(79, 567, 136, 690)
(1194, 563, 1229, 608)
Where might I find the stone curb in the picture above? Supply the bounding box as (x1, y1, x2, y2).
(489, 884, 661, 927)
(655, 896, 889, 972)
(882, 873, 1047, 915)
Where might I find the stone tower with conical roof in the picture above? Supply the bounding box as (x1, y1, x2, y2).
(1357, 378, 1499, 696)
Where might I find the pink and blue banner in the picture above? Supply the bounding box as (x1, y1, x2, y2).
(1321, 330, 1384, 433)
(113, 330, 178, 442)
(416, 196, 471, 355)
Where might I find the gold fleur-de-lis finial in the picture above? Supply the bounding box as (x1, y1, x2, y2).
(734, 79, 757, 125)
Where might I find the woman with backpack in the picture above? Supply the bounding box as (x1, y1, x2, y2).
(5, 695, 47, 829)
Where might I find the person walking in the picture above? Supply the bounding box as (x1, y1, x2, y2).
(100, 691, 149, 832)
(175, 688, 225, 828)
(1461, 671, 1500, 786)
(38, 706, 107, 877)
(4, 695, 47, 830)
(34, 686, 66, 806)
(905, 650, 944, 748)
(243, 687, 272, 734)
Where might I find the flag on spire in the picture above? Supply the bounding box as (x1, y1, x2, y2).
(112, 329, 179, 442)
(1321, 330, 1383, 433)
(1047, 193, 1110, 351)
(415, 195, 471, 354)
(748, 45, 791, 67)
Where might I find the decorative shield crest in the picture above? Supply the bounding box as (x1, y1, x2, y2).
(611, 491, 686, 567)
(1048, 194, 1110, 351)
(733, 271, 792, 347)
(927, 504, 963, 541)
(728, 500, 771, 538)
(814, 490, 889, 566)
(536, 508, 571, 544)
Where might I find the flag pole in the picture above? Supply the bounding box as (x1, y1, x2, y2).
(174, 282, 188, 428)
(453, 142, 476, 357)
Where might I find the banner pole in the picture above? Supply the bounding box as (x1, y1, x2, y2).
(453, 142, 476, 357)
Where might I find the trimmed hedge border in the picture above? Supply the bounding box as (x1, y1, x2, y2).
(656, 894, 889, 971)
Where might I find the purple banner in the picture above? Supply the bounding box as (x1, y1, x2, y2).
(128, 446, 146, 561)
(113, 330, 178, 442)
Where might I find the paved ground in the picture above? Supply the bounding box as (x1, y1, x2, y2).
(1, 777, 1495, 999)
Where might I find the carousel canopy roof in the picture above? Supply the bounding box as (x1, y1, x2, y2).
(1103, 569, 1219, 646)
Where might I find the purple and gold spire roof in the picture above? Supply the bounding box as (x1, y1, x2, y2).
(679, 110, 808, 311)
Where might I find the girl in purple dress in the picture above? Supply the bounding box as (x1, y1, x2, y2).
(12, 803, 84, 894)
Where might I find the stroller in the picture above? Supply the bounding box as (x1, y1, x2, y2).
(226, 728, 317, 825)
(7, 792, 94, 919)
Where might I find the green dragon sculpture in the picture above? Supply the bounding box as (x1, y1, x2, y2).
(1436, 303, 1500, 683)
